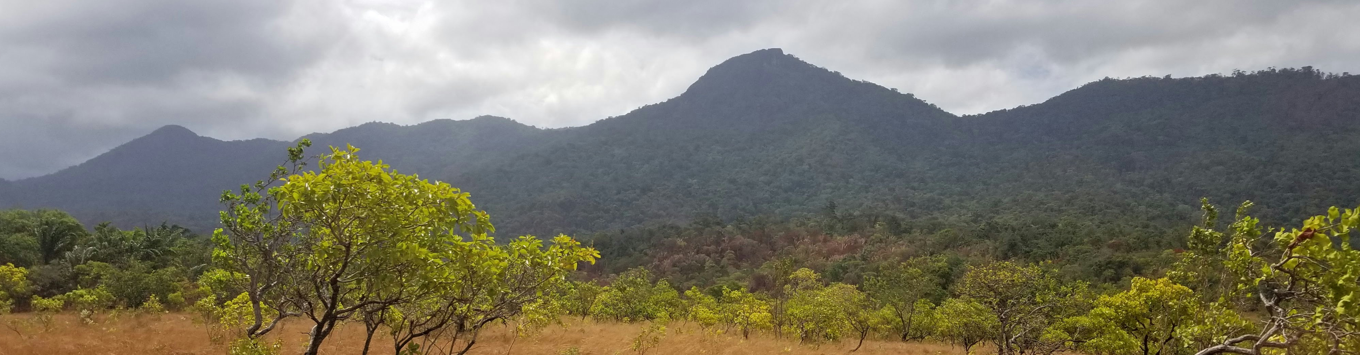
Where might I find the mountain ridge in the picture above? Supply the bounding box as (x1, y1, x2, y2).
(3, 49, 1358, 238)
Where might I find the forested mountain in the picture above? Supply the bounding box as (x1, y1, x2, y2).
(1, 48, 1357, 238)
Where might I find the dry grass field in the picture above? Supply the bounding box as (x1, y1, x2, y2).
(0, 313, 974, 355)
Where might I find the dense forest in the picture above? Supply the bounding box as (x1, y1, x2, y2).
(3, 138, 1360, 354)
(2, 49, 1358, 242)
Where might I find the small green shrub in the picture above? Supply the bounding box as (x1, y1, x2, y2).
(228, 337, 281, 355)
(79, 309, 95, 325)
(166, 291, 186, 310)
(31, 295, 64, 312)
(29, 295, 63, 331)
(631, 322, 667, 355)
(0, 263, 31, 310)
(140, 294, 166, 314)
(64, 287, 115, 312)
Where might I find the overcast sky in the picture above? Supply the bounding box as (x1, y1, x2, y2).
(2, 0, 1358, 180)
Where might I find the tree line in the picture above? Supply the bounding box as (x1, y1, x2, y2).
(562, 198, 1359, 355)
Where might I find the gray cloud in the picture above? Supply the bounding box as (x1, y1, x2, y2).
(1, 0, 1358, 179)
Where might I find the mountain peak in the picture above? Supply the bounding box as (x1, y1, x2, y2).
(147, 125, 199, 139)
(685, 48, 808, 90)
(729, 48, 786, 62)
(678, 48, 870, 103)
(114, 124, 207, 153)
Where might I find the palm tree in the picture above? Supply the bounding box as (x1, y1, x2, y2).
(129, 223, 184, 264)
(31, 210, 86, 264)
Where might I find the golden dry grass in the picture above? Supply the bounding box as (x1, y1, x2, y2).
(0, 313, 974, 355)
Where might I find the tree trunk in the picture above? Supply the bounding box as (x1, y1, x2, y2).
(454, 338, 477, 355)
(362, 323, 378, 355)
(304, 315, 338, 355)
(901, 304, 915, 342)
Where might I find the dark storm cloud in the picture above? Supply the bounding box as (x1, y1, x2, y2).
(2, 0, 1358, 179)
(0, 0, 342, 179)
(0, 1, 327, 85)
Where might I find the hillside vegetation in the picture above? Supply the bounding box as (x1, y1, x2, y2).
(2, 139, 1359, 354)
(1, 49, 1356, 240)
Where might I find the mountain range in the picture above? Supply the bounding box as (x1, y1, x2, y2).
(2, 48, 1358, 237)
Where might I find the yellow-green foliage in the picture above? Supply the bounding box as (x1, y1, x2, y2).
(1086, 277, 1197, 354)
(31, 295, 64, 313)
(631, 321, 667, 355)
(863, 256, 946, 341)
(63, 287, 116, 312)
(0, 263, 30, 313)
(933, 298, 995, 354)
(141, 294, 166, 313)
(781, 268, 849, 344)
(514, 297, 564, 338)
(683, 287, 721, 329)
(228, 337, 282, 355)
(901, 299, 937, 339)
(218, 292, 278, 331)
(166, 291, 186, 310)
(592, 268, 683, 322)
(1172, 201, 1360, 354)
(192, 294, 219, 321)
(721, 287, 773, 338)
(1176, 301, 1252, 352)
(196, 269, 247, 300)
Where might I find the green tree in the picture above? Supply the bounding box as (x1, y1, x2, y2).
(782, 268, 845, 344)
(864, 256, 945, 341)
(31, 210, 87, 265)
(592, 268, 681, 322)
(935, 298, 996, 355)
(277, 145, 500, 355)
(1187, 202, 1360, 355)
(823, 282, 888, 351)
(214, 143, 498, 355)
(684, 286, 721, 329)
(720, 287, 773, 339)
(563, 280, 605, 319)
(381, 235, 597, 355)
(1093, 277, 1197, 355)
(957, 261, 1075, 355)
(1051, 277, 1211, 355)
(0, 263, 30, 313)
(210, 140, 312, 341)
(0, 210, 87, 265)
(0, 211, 40, 266)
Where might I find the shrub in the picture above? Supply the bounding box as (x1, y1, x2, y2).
(30, 295, 64, 312)
(0, 263, 30, 312)
(140, 294, 166, 314)
(64, 287, 116, 312)
(100, 263, 179, 307)
(631, 321, 667, 355)
(166, 291, 186, 310)
(218, 292, 278, 332)
(30, 295, 64, 330)
(228, 337, 282, 355)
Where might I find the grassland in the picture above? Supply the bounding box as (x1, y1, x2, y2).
(0, 313, 972, 355)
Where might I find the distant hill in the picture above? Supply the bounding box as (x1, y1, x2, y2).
(2, 49, 1358, 238)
